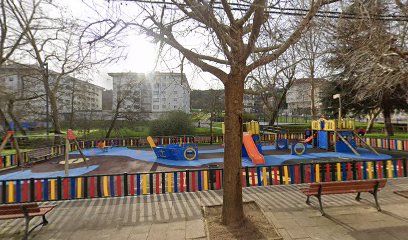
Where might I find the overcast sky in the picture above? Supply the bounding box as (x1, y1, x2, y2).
(62, 0, 221, 90)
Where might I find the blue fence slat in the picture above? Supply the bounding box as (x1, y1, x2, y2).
(110, 175, 115, 197)
(289, 166, 295, 184)
(173, 172, 178, 193)
(43, 179, 49, 201)
(197, 171, 202, 191)
(342, 163, 347, 181)
(16, 180, 21, 203)
(310, 164, 315, 182)
(136, 174, 141, 196)
(257, 167, 262, 186)
(70, 178, 76, 199)
(393, 160, 398, 178)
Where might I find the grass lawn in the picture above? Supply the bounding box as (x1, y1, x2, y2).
(75, 127, 150, 139)
(194, 127, 223, 135)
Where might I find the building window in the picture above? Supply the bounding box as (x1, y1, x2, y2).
(153, 98, 159, 103)
(173, 98, 177, 102)
(153, 105, 159, 110)
(173, 90, 177, 94)
(162, 105, 166, 109)
(8, 77, 14, 82)
(153, 90, 159, 95)
(161, 98, 166, 101)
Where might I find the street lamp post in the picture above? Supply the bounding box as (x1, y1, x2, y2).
(44, 61, 49, 135)
(333, 94, 341, 125)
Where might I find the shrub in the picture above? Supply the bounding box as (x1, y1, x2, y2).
(149, 111, 195, 136)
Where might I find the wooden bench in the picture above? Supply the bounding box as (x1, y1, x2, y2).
(28, 148, 53, 162)
(300, 179, 387, 216)
(0, 203, 56, 240)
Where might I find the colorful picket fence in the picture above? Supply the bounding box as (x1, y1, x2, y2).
(0, 145, 66, 170)
(1, 159, 407, 204)
(356, 137, 408, 151)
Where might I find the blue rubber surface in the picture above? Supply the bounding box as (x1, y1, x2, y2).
(0, 165, 99, 181)
(72, 146, 392, 168)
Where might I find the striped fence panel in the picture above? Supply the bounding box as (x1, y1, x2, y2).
(0, 159, 407, 204)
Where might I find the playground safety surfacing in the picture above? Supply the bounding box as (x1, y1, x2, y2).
(0, 144, 393, 180)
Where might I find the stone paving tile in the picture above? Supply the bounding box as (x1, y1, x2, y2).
(185, 219, 206, 239)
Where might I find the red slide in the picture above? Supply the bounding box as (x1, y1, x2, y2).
(243, 132, 265, 165)
(303, 135, 314, 143)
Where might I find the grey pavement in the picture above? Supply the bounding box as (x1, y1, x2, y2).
(1, 178, 408, 239)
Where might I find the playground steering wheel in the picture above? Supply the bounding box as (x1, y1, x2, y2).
(184, 147, 197, 161)
(293, 143, 306, 155)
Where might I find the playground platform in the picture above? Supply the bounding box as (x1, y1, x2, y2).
(1, 178, 408, 239)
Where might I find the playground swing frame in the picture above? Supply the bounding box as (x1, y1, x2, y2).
(1, 132, 88, 177)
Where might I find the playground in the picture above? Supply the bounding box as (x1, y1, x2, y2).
(0, 119, 396, 181)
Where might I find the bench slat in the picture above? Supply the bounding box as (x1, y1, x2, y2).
(0, 206, 56, 220)
(0, 203, 38, 210)
(302, 180, 387, 196)
(307, 180, 386, 190)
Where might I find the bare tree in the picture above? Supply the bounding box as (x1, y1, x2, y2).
(10, 3, 122, 135)
(0, 0, 40, 65)
(297, 22, 327, 119)
(106, 73, 148, 138)
(246, 49, 300, 125)
(87, 0, 338, 226)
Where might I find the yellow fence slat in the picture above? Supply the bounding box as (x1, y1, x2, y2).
(262, 167, 267, 186)
(367, 162, 373, 179)
(168, 173, 173, 193)
(8, 181, 14, 203)
(103, 176, 109, 197)
(336, 163, 341, 181)
(143, 174, 148, 194)
(315, 164, 320, 182)
(283, 166, 289, 185)
(50, 180, 56, 200)
(77, 178, 82, 198)
(203, 171, 208, 191)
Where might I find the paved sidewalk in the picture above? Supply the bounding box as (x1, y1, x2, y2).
(1, 178, 408, 239)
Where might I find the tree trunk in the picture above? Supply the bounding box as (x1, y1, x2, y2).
(106, 101, 121, 138)
(0, 108, 10, 130)
(382, 107, 394, 136)
(366, 109, 380, 133)
(209, 111, 213, 144)
(48, 91, 62, 134)
(69, 79, 76, 129)
(7, 101, 27, 135)
(268, 109, 278, 126)
(221, 73, 244, 227)
(310, 69, 316, 119)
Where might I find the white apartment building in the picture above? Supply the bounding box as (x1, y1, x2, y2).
(286, 78, 328, 115)
(109, 71, 191, 119)
(0, 63, 103, 121)
(108, 72, 152, 113)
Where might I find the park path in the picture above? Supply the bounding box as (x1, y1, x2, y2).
(1, 178, 408, 239)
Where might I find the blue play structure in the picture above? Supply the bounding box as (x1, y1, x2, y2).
(311, 118, 379, 156)
(336, 131, 357, 154)
(276, 139, 289, 150)
(153, 144, 199, 161)
(291, 142, 308, 155)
